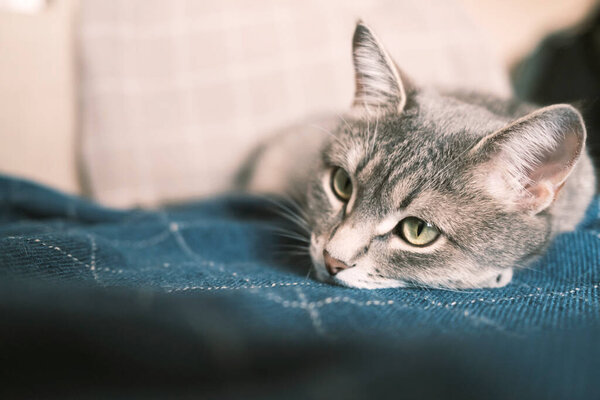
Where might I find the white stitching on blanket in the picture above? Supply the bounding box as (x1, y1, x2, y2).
(3, 232, 597, 319)
(12, 237, 101, 282)
(5, 235, 304, 285)
(295, 287, 327, 336)
(263, 291, 394, 309)
(167, 281, 312, 292)
(88, 234, 99, 281)
(89, 235, 96, 272)
(159, 212, 259, 280)
(421, 285, 600, 309)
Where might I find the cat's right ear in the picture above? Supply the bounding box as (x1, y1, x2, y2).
(352, 21, 410, 114)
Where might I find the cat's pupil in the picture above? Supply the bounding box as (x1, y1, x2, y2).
(395, 217, 440, 247)
(416, 221, 424, 236)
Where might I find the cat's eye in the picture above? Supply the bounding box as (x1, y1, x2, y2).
(331, 167, 352, 201)
(395, 217, 440, 246)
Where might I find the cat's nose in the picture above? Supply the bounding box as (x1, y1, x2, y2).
(323, 250, 350, 276)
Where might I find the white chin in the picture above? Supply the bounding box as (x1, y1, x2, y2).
(311, 260, 406, 289)
(333, 276, 407, 289)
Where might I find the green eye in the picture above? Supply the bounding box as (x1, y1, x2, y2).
(331, 167, 352, 201)
(396, 217, 440, 246)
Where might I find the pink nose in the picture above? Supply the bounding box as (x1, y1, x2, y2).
(323, 250, 350, 276)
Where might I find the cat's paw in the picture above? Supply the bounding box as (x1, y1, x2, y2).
(480, 268, 513, 288)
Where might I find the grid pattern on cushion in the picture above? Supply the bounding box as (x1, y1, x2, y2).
(79, 0, 510, 207)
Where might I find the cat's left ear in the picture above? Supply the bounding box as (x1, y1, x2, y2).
(352, 21, 411, 114)
(471, 104, 586, 214)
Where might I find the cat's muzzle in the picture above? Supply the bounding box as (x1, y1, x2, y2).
(323, 250, 351, 275)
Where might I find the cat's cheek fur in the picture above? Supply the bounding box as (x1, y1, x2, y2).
(444, 262, 514, 289)
(417, 265, 514, 289)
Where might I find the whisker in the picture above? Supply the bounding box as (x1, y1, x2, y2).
(259, 196, 311, 234)
(269, 196, 309, 224)
(336, 113, 353, 132)
(305, 263, 313, 280)
(273, 249, 310, 256)
(273, 233, 310, 243)
(275, 212, 311, 233)
(280, 193, 311, 222)
(309, 123, 347, 150)
(518, 263, 542, 272)
(273, 242, 310, 250)
(269, 211, 310, 234)
(266, 226, 309, 239)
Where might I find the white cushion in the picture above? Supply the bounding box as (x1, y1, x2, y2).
(79, 0, 510, 207)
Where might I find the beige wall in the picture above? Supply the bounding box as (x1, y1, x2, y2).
(459, 0, 598, 67)
(0, 0, 596, 196)
(0, 0, 78, 194)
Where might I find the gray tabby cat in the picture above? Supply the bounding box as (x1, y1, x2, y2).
(241, 22, 596, 289)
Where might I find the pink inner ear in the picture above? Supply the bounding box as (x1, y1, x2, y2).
(523, 181, 555, 213)
(528, 131, 581, 188)
(523, 130, 581, 213)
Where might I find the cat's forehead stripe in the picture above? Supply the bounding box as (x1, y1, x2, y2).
(355, 152, 386, 179)
(349, 141, 423, 212)
(397, 187, 420, 210)
(354, 156, 373, 177)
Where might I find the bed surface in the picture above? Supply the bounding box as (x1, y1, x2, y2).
(1, 175, 599, 398)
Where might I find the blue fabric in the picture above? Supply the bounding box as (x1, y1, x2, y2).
(1, 174, 599, 398)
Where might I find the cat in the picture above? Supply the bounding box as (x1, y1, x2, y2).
(239, 22, 597, 290)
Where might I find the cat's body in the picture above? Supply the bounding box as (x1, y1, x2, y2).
(239, 23, 596, 290)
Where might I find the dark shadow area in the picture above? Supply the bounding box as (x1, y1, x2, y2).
(513, 4, 600, 176)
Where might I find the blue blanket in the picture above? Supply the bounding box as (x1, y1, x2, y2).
(1, 175, 599, 398)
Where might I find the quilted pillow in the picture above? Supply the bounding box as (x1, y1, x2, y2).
(79, 0, 510, 207)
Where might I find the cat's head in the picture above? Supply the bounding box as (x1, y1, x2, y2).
(307, 22, 588, 289)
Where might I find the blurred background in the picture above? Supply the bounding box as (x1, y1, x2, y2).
(0, 0, 598, 207)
